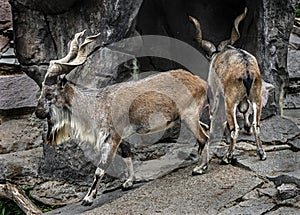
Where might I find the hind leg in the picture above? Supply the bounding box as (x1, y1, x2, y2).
(252, 102, 266, 160)
(119, 141, 135, 190)
(192, 139, 210, 175)
(182, 112, 209, 175)
(222, 101, 239, 164)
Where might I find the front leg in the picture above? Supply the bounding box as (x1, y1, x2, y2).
(82, 135, 119, 206)
(82, 167, 105, 206)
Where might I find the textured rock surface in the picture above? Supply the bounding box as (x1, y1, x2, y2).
(9, 0, 143, 86)
(0, 116, 43, 154)
(277, 183, 300, 200)
(0, 74, 39, 115)
(237, 115, 300, 144)
(285, 93, 300, 108)
(0, 147, 43, 184)
(48, 163, 265, 215)
(288, 138, 300, 151)
(288, 50, 300, 79)
(285, 44, 300, 108)
(1, 113, 299, 213)
(133, 143, 198, 182)
(237, 150, 300, 177)
(219, 199, 275, 215)
(259, 116, 300, 143)
(290, 28, 300, 49)
(283, 109, 300, 128)
(0, 0, 11, 53)
(30, 180, 89, 206)
(11, 0, 78, 14)
(269, 207, 300, 215)
(250, 0, 298, 115)
(34, 141, 198, 206)
(39, 140, 96, 183)
(0, 0, 11, 31)
(47, 151, 300, 214)
(0, 35, 9, 54)
(269, 170, 300, 187)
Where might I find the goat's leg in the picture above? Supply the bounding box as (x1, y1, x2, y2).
(192, 138, 210, 175)
(82, 137, 118, 206)
(119, 141, 135, 190)
(183, 113, 209, 175)
(222, 102, 239, 164)
(222, 121, 231, 144)
(209, 91, 227, 144)
(252, 102, 266, 160)
(82, 166, 106, 206)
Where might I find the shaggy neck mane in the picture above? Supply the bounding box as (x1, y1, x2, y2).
(47, 106, 71, 145)
(47, 102, 108, 148)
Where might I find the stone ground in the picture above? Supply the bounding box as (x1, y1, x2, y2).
(44, 109, 300, 215)
(46, 159, 300, 215)
(1, 107, 298, 215)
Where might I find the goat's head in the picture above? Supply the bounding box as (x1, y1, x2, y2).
(35, 30, 99, 144)
(35, 30, 99, 119)
(189, 7, 247, 59)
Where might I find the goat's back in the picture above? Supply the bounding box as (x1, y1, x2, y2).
(104, 69, 207, 136)
(209, 48, 262, 101)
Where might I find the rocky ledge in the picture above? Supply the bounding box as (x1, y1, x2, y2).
(0, 110, 299, 214)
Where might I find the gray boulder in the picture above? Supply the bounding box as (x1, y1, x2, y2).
(0, 147, 43, 185)
(0, 74, 39, 116)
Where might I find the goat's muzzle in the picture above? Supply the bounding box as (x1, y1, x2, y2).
(35, 101, 49, 119)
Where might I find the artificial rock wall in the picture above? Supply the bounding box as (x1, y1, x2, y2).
(6, 0, 299, 114)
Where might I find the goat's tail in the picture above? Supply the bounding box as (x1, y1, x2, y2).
(243, 70, 253, 97)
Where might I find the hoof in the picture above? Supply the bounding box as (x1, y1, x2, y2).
(259, 152, 267, 160)
(257, 149, 267, 161)
(221, 157, 231, 165)
(192, 165, 208, 176)
(221, 154, 236, 165)
(122, 180, 133, 191)
(81, 199, 93, 206)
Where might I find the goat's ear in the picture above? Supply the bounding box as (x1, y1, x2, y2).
(261, 80, 275, 107)
(58, 75, 68, 88)
(262, 80, 275, 92)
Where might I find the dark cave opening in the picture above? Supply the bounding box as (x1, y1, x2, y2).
(134, 0, 249, 73)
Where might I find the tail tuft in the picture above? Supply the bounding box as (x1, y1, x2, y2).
(243, 71, 253, 96)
